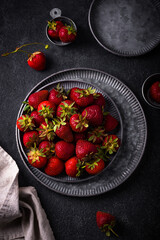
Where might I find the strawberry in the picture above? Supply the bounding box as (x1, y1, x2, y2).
(96, 211, 118, 237)
(17, 114, 35, 132)
(38, 119, 55, 141)
(82, 105, 103, 126)
(56, 100, 78, 119)
(65, 156, 78, 177)
(28, 90, 49, 109)
(59, 25, 77, 43)
(69, 113, 89, 132)
(149, 81, 160, 103)
(38, 100, 56, 118)
(93, 93, 106, 107)
(76, 140, 97, 160)
(48, 84, 67, 106)
(45, 156, 64, 176)
(53, 118, 74, 142)
(30, 110, 45, 126)
(55, 141, 75, 161)
(23, 130, 39, 148)
(47, 20, 64, 39)
(102, 135, 120, 154)
(27, 145, 47, 168)
(38, 140, 55, 157)
(85, 158, 105, 175)
(88, 126, 107, 144)
(69, 87, 95, 107)
(27, 51, 46, 71)
(104, 114, 119, 132)
(74, 132, 86, 142)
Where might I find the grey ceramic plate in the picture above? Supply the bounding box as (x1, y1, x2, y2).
(88, 0, 160, 56)
(17, 80, 123, 183)
(16, 68, 147, 197)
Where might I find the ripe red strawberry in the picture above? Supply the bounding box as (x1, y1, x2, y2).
(65, 156, 78, 177)
(53, 118, 74, 142)
(45, 156, 64, 176)
(69, 87, 95, 107)
(104, 114, 119, 132)
(96, 211, 118, 237)
(38, 100, 56, 118)
(38, 141, 55, 157)
(88, 126, 106, 144)
(74, 132, 86, 142)
(23, 130, 39, 148)
(102, 135, 120, 154)
(17, 114, 35, 132)
(28, 90, 49, 109)
(56, 100, 78, 119)
(49, 84, 67, 106)
(69, 113, 89, 133)
(30, 110, 45, 126)
(82, 105, 103, 126)
(27, 145, 47, 168)
(55, 141, 75, 161)
(149, 81, 160, 103)
(76, 140, 97, 160)
(93, 93, 105, 107)
(38, 119, 55, 141)
(85, 158, 105, 175)
(27, 51, 46, 71)
(47, 20, 64, 39)
(59, 25, 77, 43)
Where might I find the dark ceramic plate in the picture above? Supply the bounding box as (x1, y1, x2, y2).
(142, 73, 160, 109)
(16, 68, 147, 196)
(16, 80, 123, 183)
(88, 0, 160, 56)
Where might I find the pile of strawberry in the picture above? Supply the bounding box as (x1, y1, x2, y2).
(17, 84, 120, 178)
(47, 20, 77, 43)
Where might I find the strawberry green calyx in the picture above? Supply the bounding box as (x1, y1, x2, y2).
(27, 145, 46, 164)
(23, 101, 34, 113)
(48, 20, 57, 30)
(52, 117, 66, 132)
(37, 119, 55, 141)
(96, 147, 110, 162)
(60, 102, 77, 118)
(74, 114, 89, 131)
(56, 83, 67, 100)
(100, 222, 119, 238)
(88, 127, 107, 143)
(81, 152, 95, 163)
(65, 24, 76, 35)
(76, 159, 86, 177)
(85, 158, 101, 170)
(102, 136, 119, 154)
(102, 106, 109, 116)
(18, 115, 35, 131)
(93, 92, 101, 99)
(75, 87, 96, 98)
(38, 105, 54, 118)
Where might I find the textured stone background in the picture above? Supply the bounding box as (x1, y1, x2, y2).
(0, 0, 160, 239)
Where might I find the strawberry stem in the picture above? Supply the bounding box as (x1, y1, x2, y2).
(109, 227, 119, 237)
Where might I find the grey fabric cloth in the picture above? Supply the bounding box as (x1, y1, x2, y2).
(0, 146, 55, 240)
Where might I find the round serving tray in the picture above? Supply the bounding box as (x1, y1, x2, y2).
(88, 0, 160, 57)
(16, 68, 147, 197)
(17, 80, 123, 183)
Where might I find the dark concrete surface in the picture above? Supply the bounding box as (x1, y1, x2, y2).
(0, 0, 160, 239)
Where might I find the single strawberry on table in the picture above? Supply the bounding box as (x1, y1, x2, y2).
(23, 130, 39, 148)
(85, 158, 105, 175)
(102, 134, 120, 154)
(49, 83, 67, 106)
(69, 87, 95, 107)
(38, 140, 55, 157)
(30, 110, 45, 126)
(59, 25, 77, 43)
(56, 100, 78, 119)
(82, 105, 103, 126)
(17, 114, 35, 132)
(76, 139, 97, 160)
(96, 211, 119, 237)
(45, 156, 64, 176)
(69, 113, 89, 133)
(38, 100, 56, 118)
(47, 20, 64, 40)
(27, 145, 47, 168)
(104, 114, 119, 132)
(27, 51, 46, 71)
(149, 81, 160, 103)
(55, 141, 75, 161)
(53, 117, 74, 142)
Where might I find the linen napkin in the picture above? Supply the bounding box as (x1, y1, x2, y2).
(0, 146, 55, 240)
